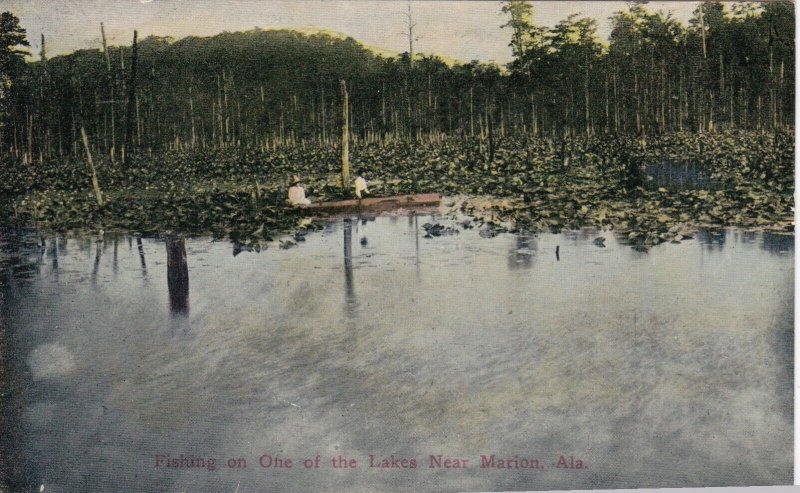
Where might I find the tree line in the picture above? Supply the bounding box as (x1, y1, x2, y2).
(0, 1, 794, 164)
(503, 0, 794, 137)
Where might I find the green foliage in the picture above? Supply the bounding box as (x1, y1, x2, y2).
(0, 11, 29, 72)
(500, 0, 536, 59)
(0, 11, 29, 129)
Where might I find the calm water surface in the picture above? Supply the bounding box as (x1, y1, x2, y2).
(0, 215, 793, 492)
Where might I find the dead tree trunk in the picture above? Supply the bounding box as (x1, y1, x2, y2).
(101, 22, 116, 160)
(80, 126, 104, 206)
(124, 30, 138, 158)
(340, 80, 350, 192)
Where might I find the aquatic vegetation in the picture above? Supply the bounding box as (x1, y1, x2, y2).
(0, 129, 793, 249)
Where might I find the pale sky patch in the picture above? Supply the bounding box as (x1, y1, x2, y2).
(2, 1, 708, 63)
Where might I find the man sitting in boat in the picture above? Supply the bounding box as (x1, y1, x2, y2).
(354, 176, 369, 200)
(287, 175, 311, 206)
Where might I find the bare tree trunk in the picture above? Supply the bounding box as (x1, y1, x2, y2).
(189, 85, 196, 148)
(634, 73, 641, 134)
(769, 45, 776, 129)
(101, 23, 116, 160)
(320, 86, 327, 143)
(584, 55, 590, 136)
(340, 80, 350, 192)
(678, 67, 684, 131)
(469, 86, 474, 137)
(124, 30, 138, 157)
(604, 77, 609, 133)
(26, 107, 32, 163)
(405, 0, 415, 66)
(80, 127, 104, 206)
(779, 60, 784, 127)
(613, 71, 619, 132)
(487, 102, 495, 163)
(699, 6, 707, 60)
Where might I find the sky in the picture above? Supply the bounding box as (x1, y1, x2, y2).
(3, 1, 706, 63)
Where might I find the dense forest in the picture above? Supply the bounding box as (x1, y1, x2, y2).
(0, 0, 795, 162)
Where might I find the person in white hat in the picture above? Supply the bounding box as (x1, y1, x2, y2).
(287, 175, 311, 206)
(354, 176, 369, 200)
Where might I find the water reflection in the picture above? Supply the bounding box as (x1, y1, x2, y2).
(343, 219, 357, 317)
(414, 213, 420, 275)
(0, 231, 40, 280)
(697, 229, 727, 250)
(508, 235, 536, 269)
(762, 233, 794, 254)
(165, 237, 189, 316)
(357, 216, 373, 249)
(136, 236, 148, 278)
(669, 229, 793, 262)
(47, 238, 59, 280)
(645, 158, 716, 191)
(91, 240, 101, 284)
(112, 236, 118, 275)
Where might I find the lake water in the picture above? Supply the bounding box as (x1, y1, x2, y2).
(645, 158, 717, 191)
(0, 215, 793, 492)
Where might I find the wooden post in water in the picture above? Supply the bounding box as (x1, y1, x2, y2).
(80, 126, 104, 206)
(340, 80, 350, 193)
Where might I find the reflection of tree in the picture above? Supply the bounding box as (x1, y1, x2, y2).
(696, 230, 726, 251)
(761, 233, 794, 255)
(508, 235, 536, 270)
(112, 237, 118, 275)
(136, 237, 147, 277)
(414, 213, 420, 275)
(343, 219, 357, 317)
(407, 212, 421, 277)
(0, 232, 40, 281)
(91, 239, 101, 283)
(165, 237, 189, 316)
(730, 230, 757, 246)
(47, 238, 59, 279)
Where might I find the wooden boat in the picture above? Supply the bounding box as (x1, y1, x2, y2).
(302, 193, 441, 214)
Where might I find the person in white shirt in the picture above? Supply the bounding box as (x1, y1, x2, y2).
(354, 176, 369, 200)
(287, 175, 311, 206)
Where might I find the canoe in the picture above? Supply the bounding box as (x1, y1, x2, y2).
(302, 193, 441, 214)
